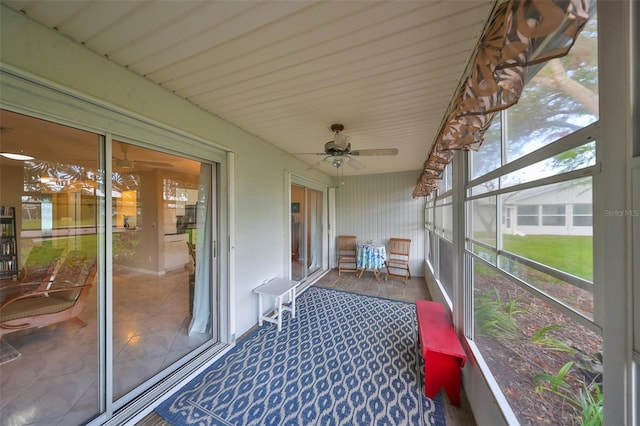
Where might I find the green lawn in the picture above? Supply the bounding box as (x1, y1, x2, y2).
(21, 234, 100, 260)
(502, 234, 593, 280)
(22, 218, 97, 230)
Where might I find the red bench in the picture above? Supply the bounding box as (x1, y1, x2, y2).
(415, 299, 467, 406)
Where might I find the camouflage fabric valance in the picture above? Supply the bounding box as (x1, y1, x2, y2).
(413, 0, 593, 197)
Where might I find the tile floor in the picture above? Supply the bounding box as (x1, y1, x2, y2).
(0, 269, 209, 426)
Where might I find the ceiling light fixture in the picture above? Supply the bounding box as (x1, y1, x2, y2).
(328, 157, 348, 187)
(329, 156, 349, 169)
(1, 152, 35, 161)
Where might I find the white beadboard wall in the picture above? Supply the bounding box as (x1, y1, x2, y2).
(335, 170, 426, 277)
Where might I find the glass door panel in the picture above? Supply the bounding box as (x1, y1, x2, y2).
(111, 141, 214, 400)
(291, 185, 304, 280)
(291, 184, 323, 281)
(0, 109, 102, 424)
(306, 188, 322, 276)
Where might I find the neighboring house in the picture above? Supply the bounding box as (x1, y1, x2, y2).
(502, 180, 593, 236)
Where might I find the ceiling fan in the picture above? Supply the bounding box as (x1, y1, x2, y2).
(303, 124, 399, 170)
(114, 143, 174, 169)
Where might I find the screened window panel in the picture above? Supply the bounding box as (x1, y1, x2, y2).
(504, 22, 599, 164)
(470, 117, 502, 181)
(470, 196, 497, 248)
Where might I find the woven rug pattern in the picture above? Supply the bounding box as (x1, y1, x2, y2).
(156, 286, 445, 425)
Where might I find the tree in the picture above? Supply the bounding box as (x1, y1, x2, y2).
(471, 16, 599, 179)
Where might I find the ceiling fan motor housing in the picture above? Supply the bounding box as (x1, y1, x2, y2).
(330, 123, 344, 133)
(325, 140, 351, 155)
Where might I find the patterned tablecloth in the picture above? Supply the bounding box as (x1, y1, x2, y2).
(357, 243, 386, 270)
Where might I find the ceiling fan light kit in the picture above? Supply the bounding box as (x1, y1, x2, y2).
(327, 156, 348, 168)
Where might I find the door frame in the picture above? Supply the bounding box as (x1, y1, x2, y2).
(285, 172, 329, 285)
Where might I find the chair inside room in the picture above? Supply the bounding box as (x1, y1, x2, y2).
(0, 250, 97, 337)
(0, 245, 64, 302)
(337, 235, 358, 276)
(384, 238, 411, 284)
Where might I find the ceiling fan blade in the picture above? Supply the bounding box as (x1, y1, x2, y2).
(290, 152, 327, 155)
(114, 158, 134, 169)
(113, 158, 173, 169)
(345, 157, 366, 169)
(135, 160, 174, 168)
(117, 142, 173, 168)
(350, 148, 398, 156)
(304, 156, 331, 170)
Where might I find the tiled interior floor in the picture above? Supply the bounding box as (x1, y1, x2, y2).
(138, 269, 477, 426)
(0, 268, 209, 426)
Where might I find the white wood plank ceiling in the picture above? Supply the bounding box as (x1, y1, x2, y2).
(1, 0, 496, 176)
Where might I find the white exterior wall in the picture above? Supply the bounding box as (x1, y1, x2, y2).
(502, 182, 593, 236)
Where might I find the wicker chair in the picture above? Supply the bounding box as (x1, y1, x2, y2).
(0, 251, 97, 337)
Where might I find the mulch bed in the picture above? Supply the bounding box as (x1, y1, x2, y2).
(474, 273, 602, 425)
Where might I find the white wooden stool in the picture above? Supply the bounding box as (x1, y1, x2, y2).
(253, 278, 298, 332)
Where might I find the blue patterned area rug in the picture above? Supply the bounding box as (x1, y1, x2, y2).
(156, 286, 446, 426)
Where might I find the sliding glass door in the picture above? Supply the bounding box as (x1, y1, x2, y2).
(291, 184, 323, 281)
(111, 140, 215, 401)
(0, 109, 218, 424)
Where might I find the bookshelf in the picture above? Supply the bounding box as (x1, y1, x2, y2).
(0, 206, 18, 278)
